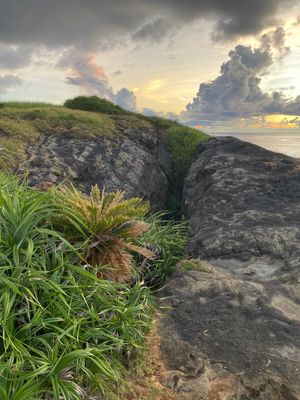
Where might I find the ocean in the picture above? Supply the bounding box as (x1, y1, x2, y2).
(210, 132, 300, 158)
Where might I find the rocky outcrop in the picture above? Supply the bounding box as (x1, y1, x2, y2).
(19, 117, 172, 209)
(183, 136, 300, 269)
(157, 137, 300, 399)
(158, 266, 300, 400)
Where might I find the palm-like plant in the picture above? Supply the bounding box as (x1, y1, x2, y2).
(54, 185, 155, 281)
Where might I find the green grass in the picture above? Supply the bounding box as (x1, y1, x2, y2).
(0, 174, 157, 399)
(63, 96, 209, 205)
(0, 103, 116, 172)
(1, 101, 54, 109)
(0, 97, 209, 214)
(0, 173, 186, 399)
(141, 116, 209, 213)
(176, 259, 212, 273)
(64, 96, 130, 115)
(135, 212, 186, 286)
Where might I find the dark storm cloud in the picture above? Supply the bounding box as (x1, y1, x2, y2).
(0, 75, 23, 94)
(186, 29, 300, 121)
(260, 27, 290, 58)
(0, 0, 294, 51)
(132, 17, 173, 43)
(0, 44, 35, 69)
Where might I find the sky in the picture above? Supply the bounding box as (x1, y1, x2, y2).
(0, 0, 300, 133)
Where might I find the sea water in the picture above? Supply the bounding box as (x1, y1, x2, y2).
(210, 132, 300, 158)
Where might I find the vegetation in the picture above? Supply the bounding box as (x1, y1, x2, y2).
(176, 258, 212, 273)
(53, 185, 155, 282)
(64, 96, 130, 115)
(0, 98, 208, 214)
(0, 103, 116, 172)
(135, 212, 186, 286)
(0, 173, 185, 399)
(63, 96, 209, 212)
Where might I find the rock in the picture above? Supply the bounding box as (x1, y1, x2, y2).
(156, 137, 300, 399)
(158, 267, 300, 399)
(18, 118, 172, 209)
(183, 136, 300, 270)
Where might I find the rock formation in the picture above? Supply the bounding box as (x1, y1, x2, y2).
(183, 136, 300, 270)
(19, 116, 172, 209)
(157, 137, 300, 399)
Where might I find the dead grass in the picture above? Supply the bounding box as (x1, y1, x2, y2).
(114, 326, 180, 400)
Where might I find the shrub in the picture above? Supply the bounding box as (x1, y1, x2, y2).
(0, 174, 154, 399)
(64, 96, 129, 115)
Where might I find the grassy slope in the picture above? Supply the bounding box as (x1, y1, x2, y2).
(0, 100, 209, 179)
(0, 103, 118, 172)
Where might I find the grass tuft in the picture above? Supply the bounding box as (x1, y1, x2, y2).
(0, 173, 158, 399)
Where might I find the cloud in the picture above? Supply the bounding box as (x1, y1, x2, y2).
(0, 0, 294, 54)
(132, 17, 173, 43)
(111, 70, 122, 76)
(185, 28, 300, 123)
(142, 107, 178, 120)
(0, 44, 35, 69)
(115, 88, 137, 111)
(0, 75, 23, 94)
(61, 52, 137, 111)
(260, 26, 290, 58)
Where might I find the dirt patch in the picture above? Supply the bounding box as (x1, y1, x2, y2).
(121, 328, 180, 400)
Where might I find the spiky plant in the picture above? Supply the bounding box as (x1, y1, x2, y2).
(0, 174, 154, 399)
(54, 185, 155, 282)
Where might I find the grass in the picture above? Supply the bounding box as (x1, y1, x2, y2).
(64, 96, 131, 115)
(135, 212, 186, 286)
(1, 97, 209, 180)
(64, 96, 209, 212)
(0, 173, 185, 399)
(142, 117, 209, 214)
(176, 259, 213, 273)
(1, 96, 209, 214)
(0, 103, 116, 173)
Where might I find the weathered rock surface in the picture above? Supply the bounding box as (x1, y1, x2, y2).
(18, 117, 172, 209)
(157, 137, 300, 399)
(183, 136, 300, 269)
(158, 266, 300, 399)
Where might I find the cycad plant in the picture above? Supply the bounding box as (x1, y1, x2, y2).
(54, 185, 155, 282)
(0, 174, 154, 399)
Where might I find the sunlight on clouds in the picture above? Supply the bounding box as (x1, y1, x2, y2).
(239, 115, 300, 130)
(143, 79, 168, 93)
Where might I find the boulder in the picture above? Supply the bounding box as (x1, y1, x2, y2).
(157, 137, 300, 399)
(183, 136, 300, 270)
(158, 267, 300, 400)
(19, 118, 172, 209)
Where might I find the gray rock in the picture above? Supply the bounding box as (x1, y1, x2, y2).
(158, 267, 300, 399)
(19, 118, 172, 209)
(183, 136, 300, 270)
(157, 137, 300, 399)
